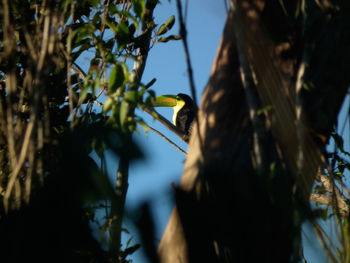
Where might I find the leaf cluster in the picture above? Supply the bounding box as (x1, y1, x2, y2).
(0, 0, 180, 261)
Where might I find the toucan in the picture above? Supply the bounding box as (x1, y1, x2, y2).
(151, 93, 194, 141)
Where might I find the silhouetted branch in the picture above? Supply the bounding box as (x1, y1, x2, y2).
(142, 106, 189, 142)
(176, 0, 202, 147)
(148, 126, 187, 155)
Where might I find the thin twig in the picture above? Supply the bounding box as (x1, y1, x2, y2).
(336, 177, 350, 199)
(224, 0, 229, 13)
(184, 0, 189, 23)
(95, 87, 105, 100)
(100, 0, 111, 40)
(71, 62, 87, 79)
(142, 105, 188, 142)
(148, 126, 187, 155)
(94, 100, 103, 107)
(312, 220, 338, 263)
(176, 0, 203, 147)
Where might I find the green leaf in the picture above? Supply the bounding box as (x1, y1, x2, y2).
(103, 97, 114, 114)
(157, 15, 175, 36)
(125, 90, 138, 104)
(88, 0, 99, 7)
(331, 132, 350, 157)
(151, 110, 158, 120)
(109, 64, 125, 92)
(111, 9, 139, 30)
(158, 35, 181, 43)
(106, 54, 116, 64)
(123, 244, 141, 257)
(115, 22, 130, 47)
(133, 0, 145, 18)
(73, 24, 95, 44)
(92, 11, 102, 28)
(79, 78, 90, 103)
(121, 63, 130, 83)
(335, 171, 344, 178)
(79, 75, 93, 103)
(138, 87, 147, 99)
(136, 119, 149, 136)
(120, 100, 129, 126)
(303, 81, 315, 92)
(72, 38, 92, 60)
(103, 16, 119, 34)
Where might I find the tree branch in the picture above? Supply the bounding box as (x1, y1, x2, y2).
(318, 173, 350, 214)
(310, 193, 348, 214)
(148, 126, 187, 155)
(175, 0, 202, 147)
(111, 0, 158, 259)
(142, 106, 189, 142)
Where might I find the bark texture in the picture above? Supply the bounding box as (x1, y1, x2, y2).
(158, 1, 350, 262)
(159, 12, 292, 263)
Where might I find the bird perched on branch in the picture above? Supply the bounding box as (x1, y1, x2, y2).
(152, 93, 194, 141)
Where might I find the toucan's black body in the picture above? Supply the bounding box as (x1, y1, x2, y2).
(151, 93, 195, 142)
(175, 93, 194, 137)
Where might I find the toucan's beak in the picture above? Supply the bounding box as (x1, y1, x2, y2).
(151, 95, 178, 107)
(149, 93, 194, 141)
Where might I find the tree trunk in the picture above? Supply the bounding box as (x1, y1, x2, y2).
(158, 1, 350, 262)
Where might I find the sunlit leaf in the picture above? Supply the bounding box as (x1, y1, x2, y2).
(158, 35, 181, 43)
(117, 22, 129, 35)
(120, 100, 129, 126)
(126, 237, 133, 247)
(138, 87, 146, 98)
(151, 110, 158, 120)
(121, 63, 130, 83)
(125, 90, 138, 104)
(133, 0, 145, 19)
(156, 15, 175, 36)
(109, 64, 125, 92)
(136, 119, 149, 136)
(103, 16, 119, 34)
(79, 76, 91, 103)
(103, 97, 114, 113)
